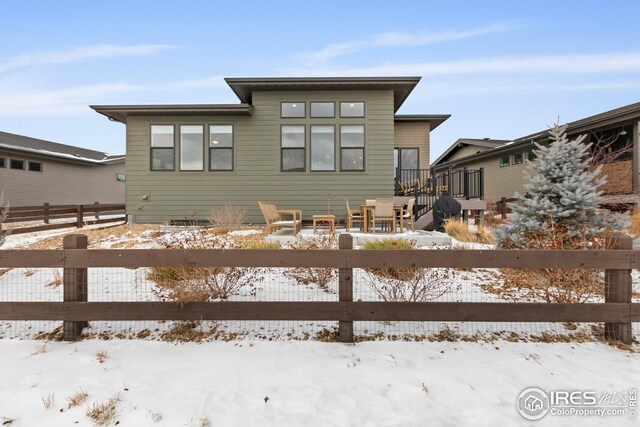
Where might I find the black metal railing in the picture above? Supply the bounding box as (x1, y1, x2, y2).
(394, 167, 484, 219)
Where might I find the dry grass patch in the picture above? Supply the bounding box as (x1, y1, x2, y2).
(23, 268, 37, 277)
(46, 269, 63, 288)
(85, 395, 119, 426)
(67, 389, 89, 408)
(18, 224, 161, 249)
(31, 342, 48, 355)
(444, 219, 494, 244)
(95, 350, 109, 363)
(628, 209, 640, 236)
(208, 204, 246, 230)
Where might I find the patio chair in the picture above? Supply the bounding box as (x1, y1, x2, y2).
(399, 198, 415, 232)
(371, 198, 395, 234)
(258, 201, 302, 235)
(345, 199, 364, 232)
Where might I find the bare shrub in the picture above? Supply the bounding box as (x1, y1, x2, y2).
(149, 229, 262, 303)
(444, 219, 494, 244)
(85, 395, 119, 426)
(283, 234, 338, 291)
(208, 204, 246, 230)
(67, 389, 89, 408)
(362, 238, 459, 302)
(95, 350, 108, 363)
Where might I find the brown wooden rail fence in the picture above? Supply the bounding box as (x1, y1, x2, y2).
(2, 203, 126, 235)
(0, 234, 636, 343)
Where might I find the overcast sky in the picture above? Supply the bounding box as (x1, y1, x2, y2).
(1, 0, 639, 161)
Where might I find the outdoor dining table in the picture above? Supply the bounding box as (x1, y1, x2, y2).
(360, 204, 405, 233)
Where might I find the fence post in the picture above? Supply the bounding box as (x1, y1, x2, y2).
(500, 197, 507, 219)
(63, 234, 88, 341)
(339, 233, 353, 343)
(76, 205, 84, 228)
(43, 202, 50, 224)
(94, 201, 100, 220)
(604, 235, 633, 344)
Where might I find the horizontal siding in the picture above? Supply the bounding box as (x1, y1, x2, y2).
(394, 122, 430, 170)
(0, 150, 124, 207)
(126, 90, 396, 223)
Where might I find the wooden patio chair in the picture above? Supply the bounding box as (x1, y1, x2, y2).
(371, 198, 395, 234)
(258, 201, 302, 235)
(399, 198, 415, 232)
(345, 199, 364, 232)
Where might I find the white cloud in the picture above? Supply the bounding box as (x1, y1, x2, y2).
(301, 21, 523, 64)
(0, 44, 180, 73)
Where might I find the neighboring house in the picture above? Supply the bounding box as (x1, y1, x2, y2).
(431, 102, 640, 206)
(92, 77, 450, 224)
(0, 131, 125, 207)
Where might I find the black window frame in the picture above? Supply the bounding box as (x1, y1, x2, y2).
(0, 157, 6, 168)
(10, 159, 25, 170)
(394, 147, 420, 171)
(28, 161, 43, 172)
(209, 124, 234, 171)
(150, 124, 176, 171)
(310, 124, 336, 172)
(280, 101, 306, 118)
(179, 124, 205, 172)
(512, 152, 523, 165)
(527, 150, 537, 162)
(499, 156, 510, 167)
(310, 102, 335, 118)
(340, 124, 366, 172)
(339, 101, 365, 118)
(281, 124, 306, 172)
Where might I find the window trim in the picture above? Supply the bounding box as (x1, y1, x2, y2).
(339, 101, 366, 118)
(150, 124, 176, 172)
(280, 101, 306, 118)
(310, 101, 335, 118)
(281, 124, 306, 172)
(28, 161, 43, 172)
(339, 124, 366, 172)
(310, 124, 336, 172)
(209, 124, 234, 171)
(499, 156, 510, 168)
(511, 152, 524, 165)
(9, 159, 25, 170)
(179, 124, 205, 172)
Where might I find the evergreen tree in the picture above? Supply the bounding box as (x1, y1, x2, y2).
(497, 124, 625, 248)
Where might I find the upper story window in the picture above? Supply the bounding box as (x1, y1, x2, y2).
(209, 125, 234, 171)
(311, 125, 335, 171)
(28, 161, 43, 172)
(527, 151, 537, 162)
(310, 102, 334, 118)
(10, 159, 25, 170)
(180, 125, 204, 171)
(499, 156, 510, 167)
(281, 125, 305, 171)
(150, 125, 175, 171)
(340, 125, 365, 171)
(281, 102, 305, 118)
(340, 102, 365, 118)
(512, 153, 523, 165)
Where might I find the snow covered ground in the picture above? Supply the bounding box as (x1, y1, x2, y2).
(0, 339, 638, 426)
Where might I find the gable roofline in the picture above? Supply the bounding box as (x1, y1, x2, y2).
(90, 104, 253, 124)
(0, 131, 124, 165)
(224, 76, 421, 112)
(433, 101, 640, 169)
(431, 138, 510, 167)
(394, 114, 451, 131)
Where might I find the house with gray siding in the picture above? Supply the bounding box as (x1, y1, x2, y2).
(431, 102, 640, 207)
(0, 131, 125, 207)
(92, 77, 450, 224)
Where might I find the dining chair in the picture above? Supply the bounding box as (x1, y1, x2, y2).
(345, 199, 364, 232)
(400, 198, 415, 232)
(371, 198, 395, 234)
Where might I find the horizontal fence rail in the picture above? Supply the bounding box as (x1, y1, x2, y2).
(0, 234, 636, 343)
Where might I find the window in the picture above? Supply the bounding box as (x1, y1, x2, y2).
(340, 102, 364, 118)
(527, 151, 537, 161)
(180, 125, 204, 171)
(281, 102, 305, 118)
(150, 125, 175, 171)
(28, 161, 42, 172)
(499, 156, 510, 167)
(340, 125, 365, 171)
(281, 125, 305, 171)
(311, 125, 335, 171)
(10, 159, 25, 170)
(512, 153, 523, 165)
(394, 148, 419, 171)
(310, 102, 334, 118)
(209, 125, 234, 171)
(116, 173, 126, 182)
(0, 158, 5, 168)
